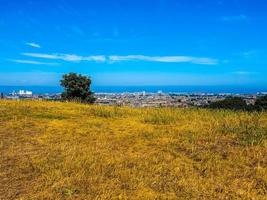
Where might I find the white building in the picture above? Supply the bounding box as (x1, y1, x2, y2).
(18, 90, 33, 96)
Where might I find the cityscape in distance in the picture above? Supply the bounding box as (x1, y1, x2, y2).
(1, 85, 267, 108)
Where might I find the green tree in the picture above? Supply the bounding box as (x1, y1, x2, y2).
(208, 97, 247, 110)
(254, 95, 267, 111)
(60, 73, 95, 103)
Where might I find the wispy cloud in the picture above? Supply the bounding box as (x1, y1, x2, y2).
(232, 71, 257, 75)
(220, 15, 248, 22)
(239, 50, 264, 59)
(26, 42, 41, 48)
(22, 53, 218, 65)
(109, 55, 218, 65)
(22, 53, 106, 62)
(9, 59, 59, 66)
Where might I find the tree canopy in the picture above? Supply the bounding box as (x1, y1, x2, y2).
(208, 97, 247, 110)
(60, 73, 95, 103)
(254, 95, 267, 111)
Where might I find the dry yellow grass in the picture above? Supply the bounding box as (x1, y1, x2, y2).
(0, 100, 266, 199)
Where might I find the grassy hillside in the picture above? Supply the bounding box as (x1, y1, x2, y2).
(0, 100, 266, 199)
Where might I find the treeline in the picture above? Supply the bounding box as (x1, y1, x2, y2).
(208, 95, 267, 111)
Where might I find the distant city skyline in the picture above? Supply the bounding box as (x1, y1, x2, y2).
(0, 0, 267, 87)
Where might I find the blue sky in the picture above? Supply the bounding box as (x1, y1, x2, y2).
(0, 0, 267, 86)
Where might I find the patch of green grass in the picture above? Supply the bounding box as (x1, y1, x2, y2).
(237, 113, 267, 145)
(89, 106, 126, 118)
(142, 108, 177, 125)
(34, 113, 69, 120)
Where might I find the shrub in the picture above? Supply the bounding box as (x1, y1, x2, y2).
(254, 95, 267, 111)
(208, 97, 247, 111)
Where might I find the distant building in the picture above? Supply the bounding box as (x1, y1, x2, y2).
(142, 91, 146, 96)
(18, 90, 33, 96)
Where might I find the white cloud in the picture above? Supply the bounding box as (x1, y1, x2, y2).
(9, 59, 59, 66)
(22, 53, 106, 62)
(221, 15, 248, 22)
(232, 71, 257, 75)
(84, 56, 106, 62)
(22, 53, 218, 65)
(109, 55, 218, 65)
(26, 42, 41, 48)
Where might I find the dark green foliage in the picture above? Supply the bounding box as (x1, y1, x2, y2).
(60, 73, 95, 103)
(254, 95, 267, 111)
(208, 97, 247, 110)
(208, 95, 267, 111)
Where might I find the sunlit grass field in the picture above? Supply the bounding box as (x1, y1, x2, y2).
(0, 100, 266, 199)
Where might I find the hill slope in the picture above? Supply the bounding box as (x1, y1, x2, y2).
(0, 100, 266, 199)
